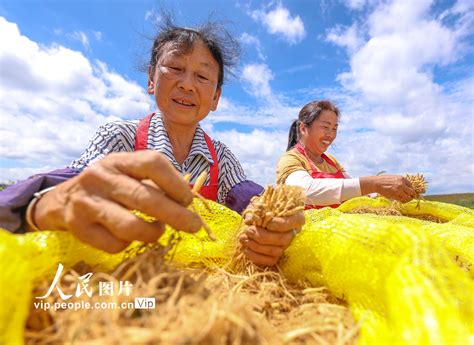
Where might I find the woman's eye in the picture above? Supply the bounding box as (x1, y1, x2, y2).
(197, 73, 211, 82)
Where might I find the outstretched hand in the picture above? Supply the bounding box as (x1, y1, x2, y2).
(32, 151, 204, 253)
(360, 175, 416, 203)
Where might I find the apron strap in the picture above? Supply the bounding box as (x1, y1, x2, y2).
(134, 113, 155, 151)
(133, 113, 219, 201)
(203, 132, 219, 187)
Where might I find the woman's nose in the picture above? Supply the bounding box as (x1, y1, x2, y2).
(178, 72, 195, 92)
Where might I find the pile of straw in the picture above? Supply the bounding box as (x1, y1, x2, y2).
(347, 205, 446, 223)
(25, 243, 358, 344)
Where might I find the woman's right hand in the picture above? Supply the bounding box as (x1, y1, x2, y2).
(360, 175, 416, 203)
(32, 151, 203, 253)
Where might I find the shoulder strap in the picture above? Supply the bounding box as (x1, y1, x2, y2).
(134, 113, 155, 151)
(203, 132, 219, 186)
(321, 153, 339, 169)
(294, 143, 319, 173)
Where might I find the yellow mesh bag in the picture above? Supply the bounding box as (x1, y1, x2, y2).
(0, 197, 472, 344)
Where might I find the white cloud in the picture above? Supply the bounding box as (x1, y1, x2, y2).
(345, 0, 368, 10)
(0, 17, 153, 181)
(452, 0, 474, 13)
(343, 0, 381, 11)
(213, 129, 289, 185)
(54, 29, 102, 47)
(0, 166, 58, 183)
(70, 30, 90, 50)
(93, 31, 102, 41)
(145, 10, 154, 21)
(250, 4, 306, 44)
(323, 0, 474, 193)
(326, 23, 364, 53)
(211, 64, 300, 129)
(144, 10, 160, 24)
(241, 63, 274, 98)
(207, 96, 298, 129)
(240, 33, 266, 60)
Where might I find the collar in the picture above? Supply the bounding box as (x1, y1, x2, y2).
(188, 125, 214, 165)
(149, 114, 214, 166)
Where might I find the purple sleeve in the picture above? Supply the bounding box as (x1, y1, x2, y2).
(0, 168, 80, 233)
(224, 180, 264, 214)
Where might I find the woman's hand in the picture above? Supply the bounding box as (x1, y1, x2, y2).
(239, 211, 305, 267)
(360, 175, 416, 203)
(32, 151, 203, 253)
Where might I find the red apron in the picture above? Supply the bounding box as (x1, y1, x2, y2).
(294, 143, 345, 209)
(134, 113, 218, 201)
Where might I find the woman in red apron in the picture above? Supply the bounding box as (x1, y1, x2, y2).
(277, 100, 416, 209)
(134, 113, 218, 201)
(17, 23, 304, 267)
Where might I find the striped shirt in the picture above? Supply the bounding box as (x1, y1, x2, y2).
(70, 114, 247, 203)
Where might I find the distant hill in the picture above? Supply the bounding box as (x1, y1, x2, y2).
(425, 193, 474, 209)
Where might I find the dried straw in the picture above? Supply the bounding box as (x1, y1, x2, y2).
(25, 243, 358, 344)
(25, 185, 357, 344)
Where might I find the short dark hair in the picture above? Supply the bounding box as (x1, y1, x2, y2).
(287, 100, 341, 150)
(149, 15, 240, 89)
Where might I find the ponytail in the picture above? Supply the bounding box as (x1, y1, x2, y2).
(287, 120, 299, 150)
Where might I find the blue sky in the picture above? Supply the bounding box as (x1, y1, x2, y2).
(0, 0, 473, 194)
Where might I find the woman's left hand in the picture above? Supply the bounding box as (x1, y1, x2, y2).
(239, 211, 305, 267)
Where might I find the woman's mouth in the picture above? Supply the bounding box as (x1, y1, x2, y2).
(173, 98, 195, 107)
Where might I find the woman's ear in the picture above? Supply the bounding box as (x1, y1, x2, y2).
(210, 87, 222, 111)
(147, 66, 155, 95)
(147, 80, 154, 95)
(299, 121, 306, 138)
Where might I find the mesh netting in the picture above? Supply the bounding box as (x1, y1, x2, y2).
(0, 196, 472, 344)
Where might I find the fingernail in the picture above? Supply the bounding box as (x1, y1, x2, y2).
(190, 216, 203, 233)
(246, 229, 256, 237)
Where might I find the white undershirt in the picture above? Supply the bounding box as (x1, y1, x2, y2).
(285, 170, 361, 206)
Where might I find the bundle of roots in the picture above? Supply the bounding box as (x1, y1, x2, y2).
(232, 185, 305, 275)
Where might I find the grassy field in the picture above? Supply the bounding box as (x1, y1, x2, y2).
(425, 193, 474, 209)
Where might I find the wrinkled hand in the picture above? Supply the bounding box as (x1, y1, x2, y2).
(239, 211, 305, 267)
(33, 151, 203, 253)
(373, 175, 416, 203)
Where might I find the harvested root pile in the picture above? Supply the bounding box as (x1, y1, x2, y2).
(25, 244, 358, 345)
(347, 206, 446, 223)
(348, 173, 445, 223)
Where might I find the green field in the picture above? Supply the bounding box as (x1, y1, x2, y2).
(425, 193, 474, 209)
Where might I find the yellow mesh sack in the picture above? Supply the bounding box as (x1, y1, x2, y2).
(0, 197, 473, 344)
(282, 211, 473, 344)
(0, 199, 240, 344)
